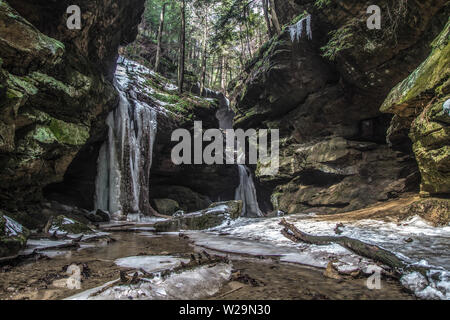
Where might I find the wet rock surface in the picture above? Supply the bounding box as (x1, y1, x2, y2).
(400, 198, 450, 227)
(230, 0, 448, 214)
(153, 201, 243, 232)
(0, 0, 145, 224)
(0, 231, 414, 300)
(0, 213, 29, 258)
(382, 20, 450, 196)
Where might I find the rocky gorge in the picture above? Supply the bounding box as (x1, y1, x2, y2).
(0, 0, 449, 301)
(231, 0, 449, 216)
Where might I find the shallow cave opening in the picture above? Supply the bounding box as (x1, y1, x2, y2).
(297, 169, 347, 187)
(43, 141, 104, 211)
(351, 114, 392, 144)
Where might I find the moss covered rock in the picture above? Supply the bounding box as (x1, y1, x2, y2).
(381, 20, 450, 195)
(150, 185, 212, 212)
(49, 215, 93, 235)
(0, 0, 146, 218)
(153, 199, 180, 216)
(153, 201, 243, 232)
(0, 212, 29, 258)
(400, 198, 450, 227)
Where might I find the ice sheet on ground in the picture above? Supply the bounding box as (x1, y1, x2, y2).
(66, 263, 232, 300)
(210, 215, 450, 268)
(188, 232, 372, 273)
(20, 232, 110, 256)
(114, 255, 190, 273)
(126, 214, 166, 224)
(18, 239, 71, 255)
(130, 227, 156, 232)
(202, 214, 450, 299)
(137, 232, 162, 238)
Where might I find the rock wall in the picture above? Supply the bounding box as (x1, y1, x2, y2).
(230, 0, 449, 214)
(381, 20, 450, 196)
(0, 0, 146, 225)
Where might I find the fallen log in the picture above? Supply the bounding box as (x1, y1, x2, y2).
(35, 241, 80, 252)
(279, 218, 427, 277)
(0, 251, 48, 266)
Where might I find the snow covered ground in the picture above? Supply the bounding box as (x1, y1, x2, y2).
(66, 256, 232, 300)
(187, 214, 450, 300)
(114, 255, 189, 273)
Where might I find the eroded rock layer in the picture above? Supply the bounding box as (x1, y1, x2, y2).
(230, 0, 449, 214)
(0, 0, 146, 226)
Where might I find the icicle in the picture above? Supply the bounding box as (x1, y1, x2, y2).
(234, 165, 263, 218)
(289, 14, 312, 42)
(94, 62, 158, 218)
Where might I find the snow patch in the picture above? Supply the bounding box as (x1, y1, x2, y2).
(114, 255, 189, 273)
(3, 216, 23, 237)
(66, 263, 232, 300)
(207, 213, 450, 299)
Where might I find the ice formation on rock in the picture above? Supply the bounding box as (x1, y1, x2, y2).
(289, 14, 312, 42)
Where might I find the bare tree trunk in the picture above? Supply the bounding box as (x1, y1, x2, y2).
(244, 7, 253, 58)
(178, 0, 186, 94)
(221, 55, 226, 93)
(209, 53, 215, 87)
(155, 3, 167, 72)
(269, 0, 281, 35)
(238, 24, 247, 64)
(263, 0, 273, 37)
(199, 9, 209, 96)
(214, 54, 222, 87)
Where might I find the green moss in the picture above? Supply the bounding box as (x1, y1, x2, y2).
(32, 126, 57, 144)
(314, 0, 331, 8)
(321, 26, 355, 61)
(48, 118, 89, 145)
(42, 35, 65, 55)
(53, 215, 92, 234)
(22, 110, 89, 146)
(381, 20, 450, 113)
(30, 72, 75, 97)
(289, 11, 310, 26)
(145, 78, 162, 90)
(153, 92, 181, 104)
(7, 73, 38, 96)
(0, 214, 30, 258)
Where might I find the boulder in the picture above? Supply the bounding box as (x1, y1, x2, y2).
(95, 209, 110, 222)
(0, 0, 145, 216)
(400, 198, 450, 227)
(150, 186, 212, 212)
(0, 212, 29, 258)
(230, 1, 448, 214)
(153, 201, 243, 232)
(153, 199, 180, 216)
(381, 20, 450, 196)
(48, 215, 93, 235)
(85, 209, 110, 223)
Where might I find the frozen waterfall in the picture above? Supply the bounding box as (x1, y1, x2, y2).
(235, 165, 263, 217)
(289, 14, 312, 42)
(95, 60, 157, 217)
(215, 94, 263, 217)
